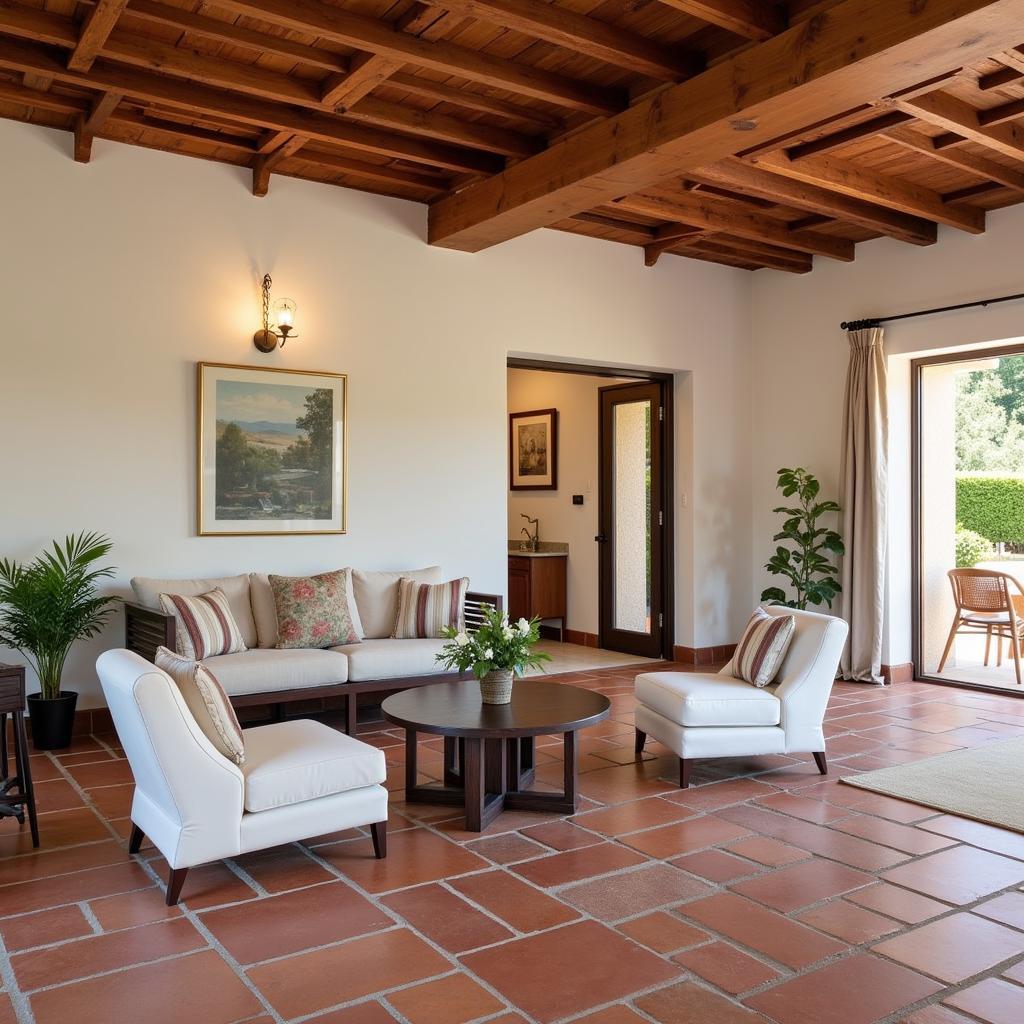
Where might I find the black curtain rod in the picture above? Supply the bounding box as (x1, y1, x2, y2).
(840, 290, 1024, 332)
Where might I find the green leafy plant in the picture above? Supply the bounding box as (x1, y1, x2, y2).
(436, 605, 552, 679)
(761, 468, 844, 610)
(956, 474, 1024, 544)
(955, 523, 993, 568)
(0, 533, 119, 700)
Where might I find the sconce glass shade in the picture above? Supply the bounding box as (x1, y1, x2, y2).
(273, 297, 297, 330)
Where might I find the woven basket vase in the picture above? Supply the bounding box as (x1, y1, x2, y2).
(479, 669, 514, 705)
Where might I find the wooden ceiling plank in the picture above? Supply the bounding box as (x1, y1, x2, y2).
(884, 124, 1024, 193)
(428, 0, 1024, 251)
(213, 0, 624, 115)
(67, 0, 129, 73)
(694, 158, 938, 244)
(899, 89, 1024, 163)
(614, 191, 855, 260)
(786, 111, 914, 159)
(996, 46, 1024, 74)
(427, 0, 698, 79)
(752, 149, 986, 232)
(978, 96, 1024, 126)
(654, 0, 786, 42)
(978, 63, 1023, 90)
(290, 146, 450, 190)
(680, 236, 812, 272)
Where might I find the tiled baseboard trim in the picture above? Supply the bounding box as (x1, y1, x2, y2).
(563, 629, 599, 648)
(881, 662, 914, 684)
(672, 644, 736, 666)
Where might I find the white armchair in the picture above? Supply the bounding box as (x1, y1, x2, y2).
(97, 650, 389, 905)
(634, 607, 848, 787)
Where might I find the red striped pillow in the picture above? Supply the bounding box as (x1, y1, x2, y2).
(392, 577, 469, 639)
(731, 608, 795, 687)
(159, 587, 247, 661)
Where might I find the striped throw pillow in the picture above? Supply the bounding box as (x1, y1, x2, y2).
(159, 587, 247, 661)
(392, 577, 469, 639)
(155, 647, 246, 766)
(731, 608, 796, 688)
(269, 569, 360, 649)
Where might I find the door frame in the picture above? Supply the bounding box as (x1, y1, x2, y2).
(911, 343, 1024, 697)
(507, 358, 675, 660)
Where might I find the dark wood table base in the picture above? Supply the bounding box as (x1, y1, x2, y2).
(405, 730, 579, 832)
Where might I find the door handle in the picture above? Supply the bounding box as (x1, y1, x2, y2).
(594, 534, 607, 543)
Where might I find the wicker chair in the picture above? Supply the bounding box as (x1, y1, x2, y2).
(938, 568, 1024, 685)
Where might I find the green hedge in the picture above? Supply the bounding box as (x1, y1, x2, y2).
(956, 475, 1024, 543)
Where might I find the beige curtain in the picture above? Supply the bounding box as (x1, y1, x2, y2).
(838, 327, 888, 684)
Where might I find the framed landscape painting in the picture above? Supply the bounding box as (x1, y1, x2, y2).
(197, 363, 347, 536)
(509, 408, 558, 490)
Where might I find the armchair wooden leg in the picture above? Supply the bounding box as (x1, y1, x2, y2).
(166, 867, 188, 906)
(634, 729, 646, 757)
(936, 615, 960, 673)
(370, 820, 387, 859)
(679, 758, 691, 789)
(813, 751, 828, 775)
(128, 823, 144, 855)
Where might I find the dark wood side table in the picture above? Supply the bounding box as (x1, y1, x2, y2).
(0, 664, 39, 847)
(382, 679, 611, 832)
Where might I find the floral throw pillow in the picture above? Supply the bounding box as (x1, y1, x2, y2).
(269, 569, 361, 649)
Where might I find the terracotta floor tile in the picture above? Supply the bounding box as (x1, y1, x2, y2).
(0, 861, 155, 916)
(559, 863, 711, 921)
(616, 911, 708, 953)
(12, 917, 205, 991)
(571, 1007, 649, 1024)
(520, 819, 603, 851)
(29, 949, 262, 1024)
(31, 778, 86, 813)
(87, 889, 181, 931)
(464, 832, 546, 864)
(636, 980, 765, 1023)
(974, 890, 1024, 930)
(572, 797, 695, 836)
(448, 870, 579, 932)
(671, 849, 758, 882)
(754, 791, 851, 823)
(729, 857, 873, 912)
(66, 759, 135, 788)
(745, 952, 942, 1024)
(796, 899, 901, 943)
(511, 842, 646, 888)
(872, 913, 1023, 983)
(916, 815, 1024, 861)
(726, 836, 810, 866)
(575, 764, 680, 804)
(681, 892, 846, 969)
(144, 860, 257, 911)
(0, 808, 108, 858)
(249, 928, 449, 1018)
(386, 973, 503, 1024)
(944, 977, 1024, 1024)
(382, 883, 514, 952)
(0, 839, 125, 886)
(818, 784, 937, 823)
(233, 844, 336, 892)
(882, 846, 1024, 905)
(85, 783, 134, 818)
(660, 777, 780, 812)
(461, 920, 679, 1023)
(1002, 960, 1024, 983)
(832, 815, 958, 855)
(620, 815, 751, 859)
(674, 940, 780, 993)
(0, 903, 92, 951)
(901, 1006, 977, 1024)
(0, 994, 14, 1024)
(846, 882, 950, 924)
(202, 880, 392, 964)
(307, 1003, 398, 1023)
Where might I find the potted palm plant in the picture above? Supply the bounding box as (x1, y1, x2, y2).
(0, 533, 119, 750)
(437, 606, 551, 704)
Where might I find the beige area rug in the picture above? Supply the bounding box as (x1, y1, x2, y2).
(840, 737, 1024, 834)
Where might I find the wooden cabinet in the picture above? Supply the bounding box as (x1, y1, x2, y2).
(508, 555, 567, 627)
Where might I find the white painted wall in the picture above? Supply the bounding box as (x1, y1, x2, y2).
(750, 205, 1024, 668)
(0, 119, 753, 705)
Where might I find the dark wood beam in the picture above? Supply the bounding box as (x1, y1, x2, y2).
(67, 0, 128, 73)
(655, 0, 786, 42)
(786, 111, 914, 160)
(252, 133, 309, 196)
(73, 89, 122, 163)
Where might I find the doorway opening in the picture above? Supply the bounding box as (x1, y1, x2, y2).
(912, 342, 1024, 695)
(506, 358, 675, 674)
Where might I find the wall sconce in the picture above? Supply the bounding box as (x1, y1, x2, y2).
(253, 273, 298, 352)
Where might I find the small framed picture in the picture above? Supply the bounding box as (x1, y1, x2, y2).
(509, 408, 558, 490)
(197, 362, 347, 536)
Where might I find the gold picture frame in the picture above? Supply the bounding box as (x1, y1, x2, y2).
(197, 362, 348, 536)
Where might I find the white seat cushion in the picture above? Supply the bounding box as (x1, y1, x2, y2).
(201, 649, 347, 696)
(331, 638, 447, 681)
(241, 719, 386, 813)
(635, 671, 781, 727)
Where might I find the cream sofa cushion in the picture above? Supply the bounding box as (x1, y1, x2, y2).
(634, 671, 781, 728)
(201, 648, 348, 696)
(250, 570, 362, 648)
(332, 638, 447, 681)
(242, 719, 386, 812)
(132, 574, 257, 650)
(352, 566, 443, 639)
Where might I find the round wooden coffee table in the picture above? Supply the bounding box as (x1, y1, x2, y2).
(381, 679, 611, 832)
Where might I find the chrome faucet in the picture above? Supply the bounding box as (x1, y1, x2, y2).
(520, 514, 539, 552)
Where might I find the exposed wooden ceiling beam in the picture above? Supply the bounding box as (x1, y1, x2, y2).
(213, 0, 624, 115)
(252, 133, 309, 195)
(67, 0, 128, 73)
(321, 52, 402, 110)
(679, 236, 812, 273)
(287, 146, 450, 190)
(978, 96, 1024, 126)
(614, 191, 854, 260)
(751, 150, 986, 232)
(645, 225, 708, 266)
(73, 88, 122, 163)
(693, 159, 938, 244)
(654, 0, 786, 42)
(429, 0, 698, 79)
(786, 111, 914, 160)
(884, 125, 1024, 193)
(899, 90, 1024, 162)
(996, 45, 1024, 74)
(428, 0, 1024, 251)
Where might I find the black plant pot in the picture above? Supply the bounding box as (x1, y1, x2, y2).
(27, 691, 79, 751)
